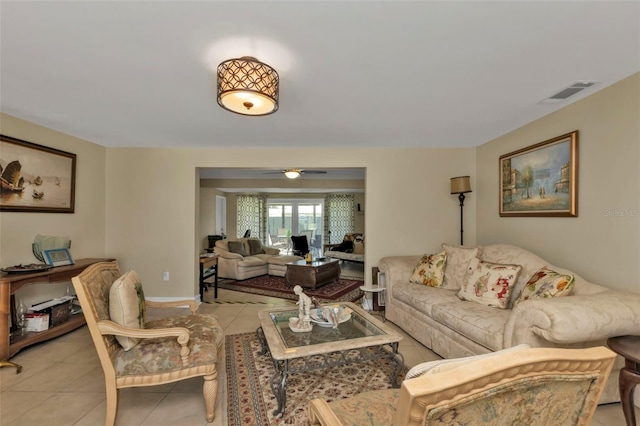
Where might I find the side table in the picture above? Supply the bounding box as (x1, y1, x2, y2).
(359, 285, 385, 320)
(199, 255, 218, 301)
(607, 335, 640, 426)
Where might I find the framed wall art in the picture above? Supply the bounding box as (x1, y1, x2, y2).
(0, 135, 76, 213)
(499, 131, 578, 217)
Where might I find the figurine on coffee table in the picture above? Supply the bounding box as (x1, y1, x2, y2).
(290, 285, 313, 332)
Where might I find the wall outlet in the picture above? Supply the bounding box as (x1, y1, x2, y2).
(163, 269, 169, 281)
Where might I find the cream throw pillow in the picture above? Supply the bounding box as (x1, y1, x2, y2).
(441, 244, 480, 290)
(353, 241, 365, 255)
(457, 258, 522, 309)
(513, 267, 575, 307)
(409, 251, 447, 287)
(109, 270, 146, 351)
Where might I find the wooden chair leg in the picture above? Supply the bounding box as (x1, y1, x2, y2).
(105, 386, 119, 426)
(203, 371, 218, 423)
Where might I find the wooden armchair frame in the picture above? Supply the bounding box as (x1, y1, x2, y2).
(309, 346, 616, 426)
(72, 261, 222, 426)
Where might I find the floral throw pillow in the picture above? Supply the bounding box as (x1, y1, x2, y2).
(457, 258, 522, 309)
(513, 267, 575, 307)
(409, 251, 447, 287)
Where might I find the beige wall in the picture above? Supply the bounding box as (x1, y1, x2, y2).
(0, 114, 106, 268)
(198, 186, 220, 251)
(476, 73, 640, 293)
(104, 147, 475, 298)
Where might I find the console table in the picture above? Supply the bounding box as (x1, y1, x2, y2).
(0, 258, 113, 373)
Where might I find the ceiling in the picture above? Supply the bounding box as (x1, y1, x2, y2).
(1, 1, 638, 152)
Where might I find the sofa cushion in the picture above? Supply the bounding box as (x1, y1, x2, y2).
(457, 258, 522, 309)
(409, 251, 447, 287)
(236, 256, 267, 267)
(228, 241, 247, 256)
(441, 244, 480, 290)
(247, 238, 265, 255)
(353, 240, 365, 254)
(109, 270, 146, 351)
(392, 282, 460, 317)
(432, 300, 510, 351)
(513, 267, 575, 307)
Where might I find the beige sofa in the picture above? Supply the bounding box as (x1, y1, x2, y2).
(378, 243, 640, 404)
(214, 237, 302, 280)
(324, 233, 365, 263)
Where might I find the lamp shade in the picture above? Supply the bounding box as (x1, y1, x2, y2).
(450, 176, 472, 194)
(217, 56, 279, 116)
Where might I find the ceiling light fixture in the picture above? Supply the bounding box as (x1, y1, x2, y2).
(216, 56, 279, 116)
(284, 169, 301, 179)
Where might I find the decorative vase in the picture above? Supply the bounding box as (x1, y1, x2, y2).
(16, 298, 28, 334)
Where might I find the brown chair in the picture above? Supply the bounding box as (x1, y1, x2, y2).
(308, 346, 616, 426)
(72, 261, 224, 426)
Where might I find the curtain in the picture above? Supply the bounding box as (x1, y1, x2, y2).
(236, 194, 267, 242)
(323, 194, 355, 244)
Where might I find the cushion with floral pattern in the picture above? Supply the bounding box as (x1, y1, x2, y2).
(513, 267, 575, 307)
(409, 251, 447, 287)
(457, 258, 522, 309)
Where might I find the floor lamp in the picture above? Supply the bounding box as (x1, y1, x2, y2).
(450, 176, 472, 246)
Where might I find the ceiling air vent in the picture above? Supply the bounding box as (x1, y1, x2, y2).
(540, 81, 598, 104)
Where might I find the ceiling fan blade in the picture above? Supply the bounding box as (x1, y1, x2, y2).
(262, 171, 285, 174)
(301, 170, 327, 174)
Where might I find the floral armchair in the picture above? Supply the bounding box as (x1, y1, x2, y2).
(308, 346, 615, 426)
(72, 261, 224, 426)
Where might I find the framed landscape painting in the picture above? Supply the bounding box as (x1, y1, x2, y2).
(499, 131, 578, 217)
(0, 135, 76, 213)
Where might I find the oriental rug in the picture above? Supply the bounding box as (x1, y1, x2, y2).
(211, 275, 363, 303)
(225, 332, 405, 426)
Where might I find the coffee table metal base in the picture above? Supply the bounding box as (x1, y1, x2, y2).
(256, 326, 404, 417)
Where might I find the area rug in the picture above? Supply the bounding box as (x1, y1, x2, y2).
(212, 275, 363, 303)
(225, 332, 405, 426)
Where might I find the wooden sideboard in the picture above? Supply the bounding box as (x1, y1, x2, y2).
(0, 258, 114, 362)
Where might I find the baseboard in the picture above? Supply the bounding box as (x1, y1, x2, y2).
(145, 296, 200, 304)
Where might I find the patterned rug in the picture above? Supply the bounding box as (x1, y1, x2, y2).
(211, 275, 364, 303)
(225, 332, 405, 426)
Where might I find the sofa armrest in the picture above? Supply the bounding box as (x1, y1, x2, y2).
(215, 249, 243, 260)
(504, 291, 640, 347)
(378, 256, 421, 293)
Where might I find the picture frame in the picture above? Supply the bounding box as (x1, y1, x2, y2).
(43, 248, 75, 267)
(0, 134, 76, 213)
(499, 131, 578, 217)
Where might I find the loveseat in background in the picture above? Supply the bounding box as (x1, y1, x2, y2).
(324, 233, 365, 264)
(214, 237, 302, 280)
(378, 243, 640, 404)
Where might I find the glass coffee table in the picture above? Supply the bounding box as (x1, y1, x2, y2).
(256, 302, 404, 417)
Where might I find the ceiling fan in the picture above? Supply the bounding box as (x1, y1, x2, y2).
(263, 169, 328, 179)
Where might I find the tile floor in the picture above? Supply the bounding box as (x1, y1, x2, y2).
(1, 286, 635, 425)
